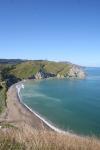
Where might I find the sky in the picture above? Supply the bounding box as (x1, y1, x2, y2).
(0, 0, 100, 66)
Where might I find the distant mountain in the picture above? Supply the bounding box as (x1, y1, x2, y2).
(59, 61, 72, 64)
(0, 59, 26, 65)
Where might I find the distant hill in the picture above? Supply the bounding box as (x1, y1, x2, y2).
(0, 59, 26, 65)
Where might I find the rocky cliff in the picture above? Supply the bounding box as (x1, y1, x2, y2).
(34, 66, 85, 80)
(35, 71, 55, 80)
(67, 65, 86, 79)
(57, 66, 85, 79)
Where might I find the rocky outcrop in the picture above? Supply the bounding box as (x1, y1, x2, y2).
(57, 74, 65, 79)
(68, 65, 86, 79)
(35, 70, 56, 80)
(35, 66, 85, 80)
(57, 66, 85, 79)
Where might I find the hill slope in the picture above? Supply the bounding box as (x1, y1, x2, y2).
(9, 60, 85, 80)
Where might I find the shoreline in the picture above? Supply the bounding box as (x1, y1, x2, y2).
(16, 82, 68, 134)
(1, 80, 54, 130)
(7, 79, 79, 137)
(15, 80, 90, 139)
(1, 79, 95, 139)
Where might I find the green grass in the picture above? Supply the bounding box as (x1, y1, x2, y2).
(44, 62, 71, 75)
(0, 138, 25, 150)
(0, 123, 18, 129)
(0, 82, 7, 113)
(10, 61, 42, 79)
(10, 61, 72, 79)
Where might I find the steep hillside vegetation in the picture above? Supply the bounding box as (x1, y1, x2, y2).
(0, 64, 9, 113)
(44, 61, 71, 75)
(9, 60, 85, 79)
(10, 61, 45, 79)
(0, 82, 7, 113)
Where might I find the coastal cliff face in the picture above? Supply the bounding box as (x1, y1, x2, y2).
(67, 65, 86, 79)
(34, 66, 85, 80)
(57, 66, 85, 79)
(35, 71, 55, 79)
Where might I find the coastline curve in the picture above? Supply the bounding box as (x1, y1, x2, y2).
(16, 83, 69, 134)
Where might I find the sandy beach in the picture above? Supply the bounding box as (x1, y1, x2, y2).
(0, 82, 52, 130)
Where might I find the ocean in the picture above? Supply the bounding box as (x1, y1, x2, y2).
(20, 68, 100, 136)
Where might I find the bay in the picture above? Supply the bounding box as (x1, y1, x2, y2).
(20, 68, 100, 136)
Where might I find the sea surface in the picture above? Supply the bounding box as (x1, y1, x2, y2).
(20, 68, 100, 136)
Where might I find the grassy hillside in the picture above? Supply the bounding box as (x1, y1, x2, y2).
(0, 64, 8, 113)
(0, 82, 7, 113)
(10, 61, 43, 79)
(44, 61, 71, 75)
(9, 60, 72, 79)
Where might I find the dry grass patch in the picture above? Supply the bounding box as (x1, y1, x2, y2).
(0, 126, 100, 150)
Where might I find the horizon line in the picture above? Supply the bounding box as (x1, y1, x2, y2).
(0, 58, 100, 68)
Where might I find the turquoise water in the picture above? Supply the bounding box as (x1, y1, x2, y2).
(20, 68, 100, 137)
